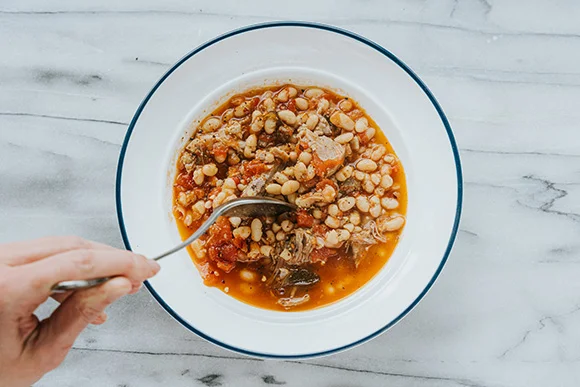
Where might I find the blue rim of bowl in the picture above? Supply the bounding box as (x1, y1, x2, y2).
(116, 21, 463, 359)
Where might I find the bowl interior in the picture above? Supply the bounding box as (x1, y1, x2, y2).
(118, 23, 460, 357)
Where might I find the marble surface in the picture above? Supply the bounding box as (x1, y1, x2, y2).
(1, 0, 579, 386)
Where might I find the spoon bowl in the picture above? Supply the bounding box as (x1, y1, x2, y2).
(51, 197, 296, 293)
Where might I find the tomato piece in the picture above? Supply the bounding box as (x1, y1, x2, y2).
(312, 224, 329, 236)
(207, 217, 233, 245)
(296, 210, 314, 228)
(311, 247, 339, 264)
(213, 143, 228, 162)
(244, 160, 268, 178)
(311, 154, 342, 177)
(316, 178, 338, 192)
(175, 172, 194, 190)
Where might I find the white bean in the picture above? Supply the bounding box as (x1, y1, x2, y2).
(262, 97, 275, 112)
(349, 211, 361, 225)
(234, 100, 253, 117)
(384, 215, 405, 231)
(330, 111, 355, 131)
(276, 89, 289, 102)
(274, 172, 289, 184)
(380, 164, 392, 176)
(177, 192, 189, 206)
(261, 245, 273, 257)
(335, 165, 354, 182)
(281, 220, 294, 232)
(250, 115, 264, 133)
(363, 180, 375, 194)
(365, 127, 376, 140)
(223, 177, 237, 190)
(337, 229, 351, 242)
(281, 180, 300, 195)
(356, 196, 370, 212)
(343, 223, 355, 232)
(317, 98, 330, 114)
(264, 116, 277, 134)
(213, 192, 227, 208)
(229, 216, 242, 227)
(335, 132, 354, 144)
(246, 134, 257, 149)
(298, 152, 312, 165)
(294, 161, 308, 181)
(288, 87, 298, 98)
(338, 196, 356, 212)
(278, 109, 297, 126)
(266, 183, 282, 195)
(305, 114, 319, 130)
(295, 97, 309, 110)
(354, 170, 366, 181)
(193, 200, 206, 215)
(322, 185, 336, 202)
(325, 216, 341, 229)
(371, 146, 386, 161)
(339, 99, 353, 112)
(383, 154, 396, 164)
(355, 117, 368, 133)
(381, 175, 394, 189)
(240, 269, 257, 282)
(356, 159, 378, 172)
(369, 204, 382, 218)
(193, 169, 204, 185)
(304, 88, 324, 99)
(370, 173, 381, 186)
(234, 226, 251, 239)
(203, 117, 221, 132)
(202, 163, 218, 176)
(328, 204, 340, 217)
(244, 147, 255, 159)
(350, 136, 360, 151)
(251, 218, 263, 242)
(190, 239, 206, 259)
(280, 248, 292, 261)
(381, 197, 399, 209)
(325, 230, 339, 247)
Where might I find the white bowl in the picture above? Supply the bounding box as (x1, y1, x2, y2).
(116, 22, 462, 358)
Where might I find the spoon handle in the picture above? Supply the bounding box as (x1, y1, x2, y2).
(150, 208, 222, 261)
(51, 206, 222, 293)
(50, 197, 295, 293)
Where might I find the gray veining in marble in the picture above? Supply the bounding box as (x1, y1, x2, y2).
(1, 0, 579, 386)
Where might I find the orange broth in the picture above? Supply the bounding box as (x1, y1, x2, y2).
(173, 85, 407, 311)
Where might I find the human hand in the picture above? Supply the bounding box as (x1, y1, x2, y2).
(0, 236, 160, 387)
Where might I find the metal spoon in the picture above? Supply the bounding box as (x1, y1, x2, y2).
(51, 197, 296, 293)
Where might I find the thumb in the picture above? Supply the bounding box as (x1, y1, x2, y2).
(31, 277, 132, 368)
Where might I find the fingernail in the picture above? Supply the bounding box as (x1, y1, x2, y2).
(147, 259, 161, 274)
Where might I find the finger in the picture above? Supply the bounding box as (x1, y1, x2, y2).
(1, 236, 115, 266)
(51, 291, 72, 304)
(51, 291, 107, 324)
(90, 312, 108, 325)
(19, 249, 160, 300)
(31, 277, 131, 365)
